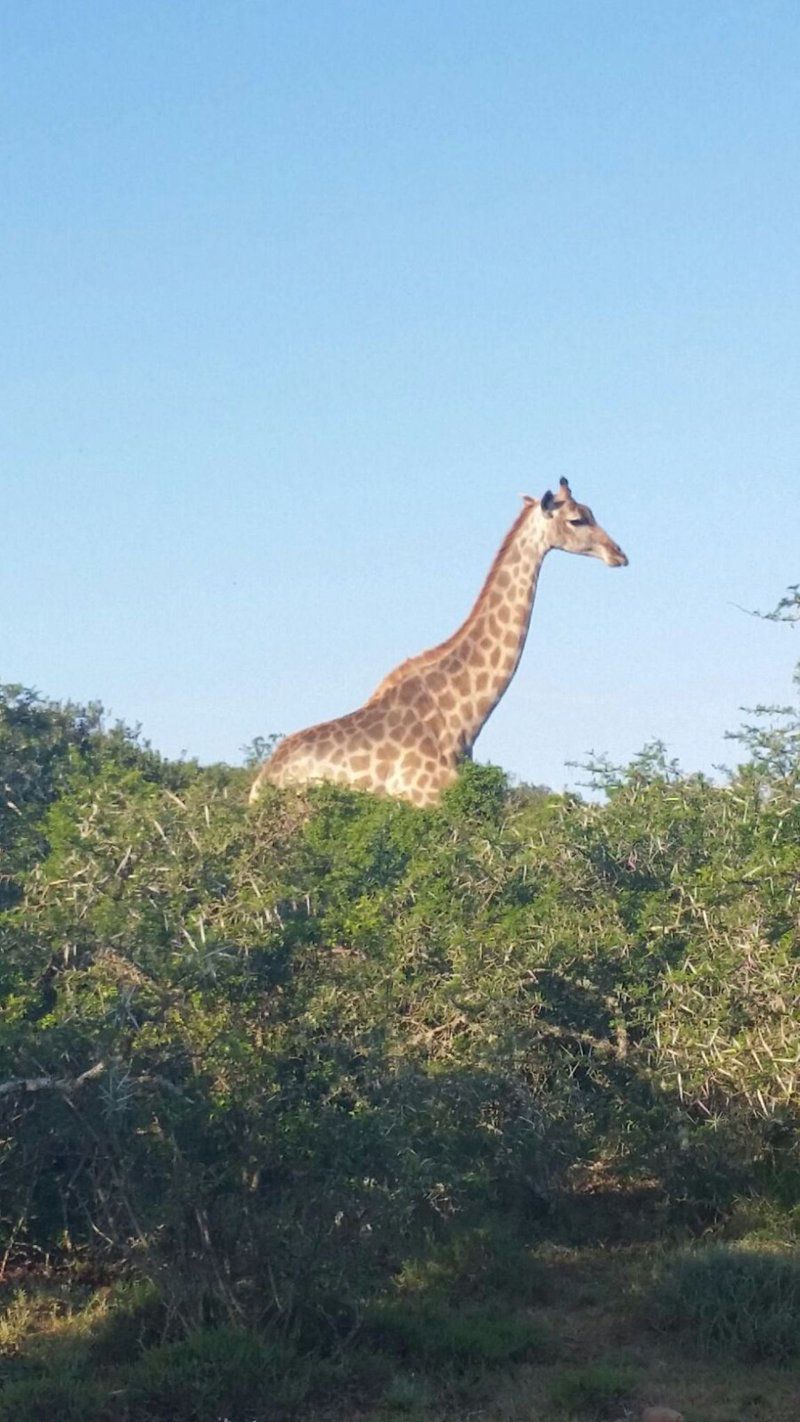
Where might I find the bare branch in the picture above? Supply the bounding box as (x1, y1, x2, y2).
(0, 1060, 106, 1099)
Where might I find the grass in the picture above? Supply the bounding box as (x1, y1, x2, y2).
(0, 1372, 108, 1422)
(122, 1325, 306, 1422)
(393, 1228, 552, 1308)
(2, 1235, 800, 1421)
(366, 1297, 552, 1368)
(548, 1362, 639, 1418)
(652, 1243, 800, 1362)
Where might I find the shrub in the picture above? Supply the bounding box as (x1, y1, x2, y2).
(382, 1371, 435, 1412)
(652, 1244, 800, 1362)
(365, 1297, 550, 1368)
(86, 1279, 167, 1364)
(395, 1228, 550, 1307)
(122, 1324, 304, 1421)
(549, 1363, 639, 1418)
(0, 1373, 107, 1422)
(2, 660, 800, 1360)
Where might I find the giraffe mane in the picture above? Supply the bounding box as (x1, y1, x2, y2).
(365, 502, 533, 705)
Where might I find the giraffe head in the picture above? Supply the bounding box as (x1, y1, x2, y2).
(533, 478, 628, 567)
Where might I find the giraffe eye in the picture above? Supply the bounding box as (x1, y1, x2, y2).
(568, 517, 587, 526)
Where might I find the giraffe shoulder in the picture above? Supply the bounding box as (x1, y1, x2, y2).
(365, 657, 417, 704)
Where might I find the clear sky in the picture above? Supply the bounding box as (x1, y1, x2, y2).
(3, 1, 799, 789)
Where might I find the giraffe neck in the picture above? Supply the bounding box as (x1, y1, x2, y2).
(440, 507, 548, 751)
(363, 503, 551, 759)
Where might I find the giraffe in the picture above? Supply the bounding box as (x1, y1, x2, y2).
(249, 479, 627, 808)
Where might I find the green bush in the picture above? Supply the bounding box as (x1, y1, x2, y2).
(394, 1228, 550, 1307)
(0, 684, 212, 910)
(365, 1297, 550, 1367)
(0, 641, 799, 1399)
(122, 1325, 304, 1421)
(3, 735, 800, 1314)
(87, 1280, 167, 1365)
(382, 1372, 435, 1412)
(652, 1244, 800, 1362)
(0, 1373, 107, 1422)
(549, 1363, 638, 1418)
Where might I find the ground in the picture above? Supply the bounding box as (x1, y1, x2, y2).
(2, 1233, 799, 1422)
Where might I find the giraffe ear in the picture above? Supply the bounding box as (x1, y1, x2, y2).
(541, 490, 555, 515)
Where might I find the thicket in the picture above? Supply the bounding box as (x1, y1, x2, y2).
(0, 595, 798, 1416)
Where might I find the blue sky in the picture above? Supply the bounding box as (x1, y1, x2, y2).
(3, 1, 799, 789)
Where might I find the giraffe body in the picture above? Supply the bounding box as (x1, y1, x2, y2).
(261, 677, 457, 808)
(250, 481, 627, 808)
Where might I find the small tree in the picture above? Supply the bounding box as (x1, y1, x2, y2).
(726, 585, 800, 784)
